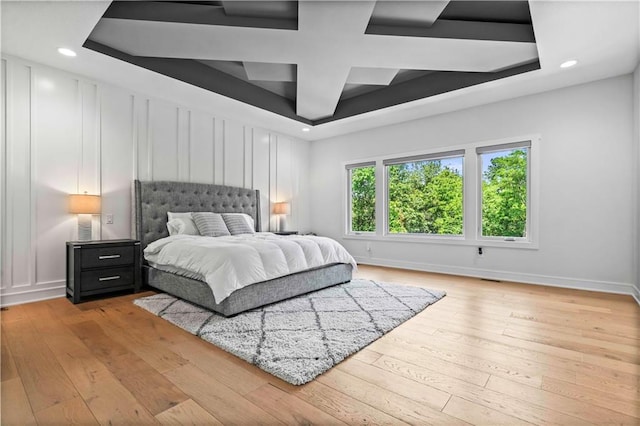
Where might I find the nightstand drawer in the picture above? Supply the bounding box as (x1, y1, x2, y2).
(80, 267, 135, 292)
(81, 246, 134, 269)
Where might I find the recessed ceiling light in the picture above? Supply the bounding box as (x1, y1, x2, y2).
(560, 59, 577, 69)
(302, 127, 310, 132)
(58, 47, 77, 57)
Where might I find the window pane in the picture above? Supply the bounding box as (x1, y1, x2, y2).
(387, 157, 463, 235)
(350, 166, 376, 232)
(480, 148, 528, 238)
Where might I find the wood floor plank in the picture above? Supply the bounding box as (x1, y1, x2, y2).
(389, 327, 545, 387)
(369, 336, 491, 387)
(503, 327, 640, 364)
(336, 358, 452, 410)
(433, 328, 640, 378)
(349, 348, 383, 364)
(281, 379, 411, 425)
(1, 378, 37, 426)
(169, 338, 269, 396)
(1, 329, 18, 382)
(574, 372, 640, 399)
(541, 376, 640, 418)
(3, 318, 79, 412)
(373, 355, 589, 426)
(34, 396, 99, 425)
(246, 383, 348, 425)
(317, 368, 468, 425)
(485, 375, 638, 425)
(68, 320, 189, 416)
(164, 364, 283, 425)
(155, 399, 224, 425)
(443, 396, 534, 426)
(0, 304, 29, 324)
(59, 355, 159, 425)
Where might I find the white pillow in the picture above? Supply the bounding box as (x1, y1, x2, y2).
(167, 218, 200, 236)
(224, 213, 255, 231)
(166, 212, 200, 236)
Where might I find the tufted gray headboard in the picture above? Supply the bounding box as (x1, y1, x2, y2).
(134, 180, 261, 251)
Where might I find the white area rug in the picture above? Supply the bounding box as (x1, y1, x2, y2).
(134, 279, 445, 385)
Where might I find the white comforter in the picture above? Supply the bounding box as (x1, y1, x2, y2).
(144, 233, 357, 303)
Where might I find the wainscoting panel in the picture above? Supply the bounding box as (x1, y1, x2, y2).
(253, 128, 271, 232)
(100, 87, 135, 241)
(189, 111, 215, 185)
(223, 119, 245, 188)
(0, 59, 6, 289)
(0, 55, 310, 306)
(4, 61, 33, 289)
(149, 100, 180, 181)
(33, 68, 82, 286)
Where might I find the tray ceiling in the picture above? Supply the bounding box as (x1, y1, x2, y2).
(85, 1, 540, 125)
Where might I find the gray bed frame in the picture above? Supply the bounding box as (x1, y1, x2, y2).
(134, 180, 352, 316)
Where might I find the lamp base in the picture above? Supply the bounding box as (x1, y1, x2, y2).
(279, 215, 287, 232)
(78, 214, 92, 241)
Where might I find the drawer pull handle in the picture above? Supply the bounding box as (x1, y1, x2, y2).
(99, 275, 121, 282)
(99, 254, 121, 260)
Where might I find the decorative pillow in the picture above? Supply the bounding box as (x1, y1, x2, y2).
(224, 213, 255, 231)
(166, 218, 200, 236)
(222, 213, 255, 235)
(166, 212, 200, 236)
(192, 212, 231, 237)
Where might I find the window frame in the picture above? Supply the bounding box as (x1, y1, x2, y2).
(345, 161, 376, 235)
(383, 150, 466, 238)
(476, 141, 532, 243)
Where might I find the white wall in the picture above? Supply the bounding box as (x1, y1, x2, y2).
(310, 75, 637, 296)
(0, 55, 310, 306)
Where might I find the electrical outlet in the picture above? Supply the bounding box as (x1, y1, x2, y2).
(477, 246, 483, 256)
(366, 242, 371, 252)
(106, 214, 114, 224)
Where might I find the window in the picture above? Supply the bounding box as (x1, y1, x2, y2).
(344, 136, 537, 248)
(347, 162, 375, 233)
(384, 150, 464, 235)
(477, 141, 530, 240)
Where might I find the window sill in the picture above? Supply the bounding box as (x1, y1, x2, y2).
(343, 233, 538, 250)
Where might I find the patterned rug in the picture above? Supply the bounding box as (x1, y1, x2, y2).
(134, 279, 445, 385)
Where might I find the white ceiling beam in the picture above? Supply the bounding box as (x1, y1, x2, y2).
(370, 1, 450, 27)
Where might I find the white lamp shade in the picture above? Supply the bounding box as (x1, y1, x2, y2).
(273, 202, 290, 215)
(69, 194, 101, 214)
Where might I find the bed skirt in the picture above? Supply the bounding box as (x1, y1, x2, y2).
(144, 263, 353, 317)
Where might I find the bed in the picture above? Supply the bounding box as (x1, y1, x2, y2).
(133, 180, 353, 316)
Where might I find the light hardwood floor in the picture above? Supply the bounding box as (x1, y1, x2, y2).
(2, 265, 639, 425)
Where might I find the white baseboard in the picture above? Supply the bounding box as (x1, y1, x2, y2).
(354, 256, 639, 303)
(0, 283, 66, 307)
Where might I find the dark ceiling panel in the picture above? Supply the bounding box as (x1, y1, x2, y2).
(367, 19, 535, 43)
(220, 1, 298, 19)
(439, 1, 533, 24)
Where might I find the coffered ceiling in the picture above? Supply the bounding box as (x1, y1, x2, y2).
(1, 1, 638, 140)
(85, 1, 540, 124)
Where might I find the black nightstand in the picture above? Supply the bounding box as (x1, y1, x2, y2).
(274, 231, 298, 235)
(66, 239, 141, 304)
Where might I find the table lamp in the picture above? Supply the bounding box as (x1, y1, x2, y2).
(69, 192, 101, 241)
(273, 201, 290, 232)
